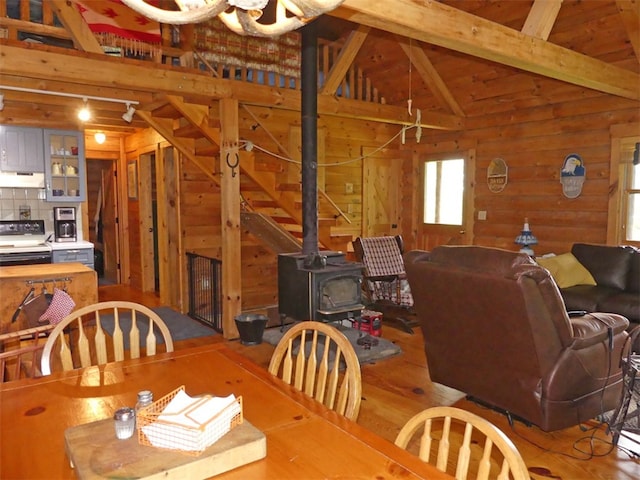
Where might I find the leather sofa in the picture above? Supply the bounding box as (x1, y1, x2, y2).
(559, 243, 639, 327)
(404, 245, 629, 432)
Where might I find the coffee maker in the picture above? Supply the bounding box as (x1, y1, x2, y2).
(53, 207, 77, 242)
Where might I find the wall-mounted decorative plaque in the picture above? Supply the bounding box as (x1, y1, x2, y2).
(487, 157, 508, 193)
(560, 153, 585, 199)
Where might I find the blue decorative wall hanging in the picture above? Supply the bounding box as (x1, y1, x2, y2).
(560, 153, 585, 199)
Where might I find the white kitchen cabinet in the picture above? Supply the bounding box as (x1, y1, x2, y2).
(0, 126, 45, 173)
(44, 129, 86, 202)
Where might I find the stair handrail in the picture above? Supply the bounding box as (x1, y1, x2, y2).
(186, 36, 351, 225)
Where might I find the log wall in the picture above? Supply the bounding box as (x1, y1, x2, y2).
(406, 90, 640, 255)
(89, 89, 638, 314)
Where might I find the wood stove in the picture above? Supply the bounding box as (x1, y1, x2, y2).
(277, 25, 363, 324)
(278, 252, 364, 323)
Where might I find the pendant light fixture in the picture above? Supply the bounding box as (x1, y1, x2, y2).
(121, 0, 345, 37)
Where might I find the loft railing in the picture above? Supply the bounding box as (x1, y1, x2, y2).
(0, 0, 384, 104)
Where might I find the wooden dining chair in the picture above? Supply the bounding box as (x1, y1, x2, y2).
(268, 321, 362, 421)
(40, 301, 174, 375)
(0, 324, 55, 382)
(395, 406, 530, 480)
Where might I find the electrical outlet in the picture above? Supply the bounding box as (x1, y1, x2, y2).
(345, 182, 354, 194)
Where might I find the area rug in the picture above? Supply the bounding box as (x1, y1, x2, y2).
(100, 306, 217, 349)
(262, 322, 402, 366)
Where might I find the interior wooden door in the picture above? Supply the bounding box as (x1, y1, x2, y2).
(138, 152, 156, 292)
(362, 147, 401, 237)
(102, 163, 119, 283)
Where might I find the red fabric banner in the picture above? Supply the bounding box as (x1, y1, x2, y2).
(75, 0, 161, 55)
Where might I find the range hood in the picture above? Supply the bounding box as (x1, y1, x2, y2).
(0, 171, 45, 188)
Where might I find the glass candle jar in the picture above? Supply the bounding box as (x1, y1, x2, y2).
(113, 407, 136, 440)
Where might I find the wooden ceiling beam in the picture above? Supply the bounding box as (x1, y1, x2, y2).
(616, 0, 640, 64)
(334, 0, 640, 100)
(48, 0, 103, 54)
(395, 36, 465, 117)
(0, 43, 463, 130)
(521, 0, 563, 40)
(320, 25, 370, 96)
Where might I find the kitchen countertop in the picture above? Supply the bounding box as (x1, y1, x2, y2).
(47, 240, 94, 250)
(0, 262, 95, 279)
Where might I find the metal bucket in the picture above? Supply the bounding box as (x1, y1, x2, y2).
(234, 313, 268, 345)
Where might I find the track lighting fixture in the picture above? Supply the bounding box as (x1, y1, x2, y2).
(78, 98, 91, 122)
(0, 85, 139, 124)
(94, 132, 106, 144)
(122, 103, 136, 123)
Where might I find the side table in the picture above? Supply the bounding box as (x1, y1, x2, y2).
(608, 328, 640, 449)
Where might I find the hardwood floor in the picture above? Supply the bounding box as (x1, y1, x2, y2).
(98, 285, 640, 479)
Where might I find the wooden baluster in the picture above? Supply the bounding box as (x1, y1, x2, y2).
(282, 338, 293, 384)
(94, 311, 108, 365)
(455, 422, 473, 480)
(129, 309, 141, 358)
(112, 308, 124, 362)
(76, 318, 91, 369)
(305, 330, 318, 397)
(315, 335, 330, 404)
(146, 315, 157, 356)
(326, 341, 340, 410)
(436, 416, 451, 472)
(293, 330, 308, 391)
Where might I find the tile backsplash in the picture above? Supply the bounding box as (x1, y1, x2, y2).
(0, 187, 83, 239)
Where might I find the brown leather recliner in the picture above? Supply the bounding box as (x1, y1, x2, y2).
(404, 245, 629, 432)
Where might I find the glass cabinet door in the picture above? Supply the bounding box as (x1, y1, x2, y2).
(44, 130, 85, 202)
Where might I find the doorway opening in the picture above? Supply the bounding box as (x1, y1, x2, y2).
(87, 158, 120, 286)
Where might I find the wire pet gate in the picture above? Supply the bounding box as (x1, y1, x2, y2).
(187, 253, 222, 332)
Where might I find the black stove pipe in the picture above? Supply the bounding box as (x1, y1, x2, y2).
(301, 22, 319, 258)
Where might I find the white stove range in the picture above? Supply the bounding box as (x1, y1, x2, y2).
(0, 220, 52, 266)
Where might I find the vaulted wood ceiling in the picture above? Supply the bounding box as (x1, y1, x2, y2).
(328, 0, 639, 114)
(0, 0, 638, 134)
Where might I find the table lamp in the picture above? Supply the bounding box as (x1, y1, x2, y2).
(515, 218, 538, 256)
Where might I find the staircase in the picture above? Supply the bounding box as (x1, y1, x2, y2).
(136, 94, 354, 253)
(135, 38, 384, 254)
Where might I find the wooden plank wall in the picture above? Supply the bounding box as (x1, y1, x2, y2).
(87, 91, 637, 313)
(406, 91, 640, 255)
(194, 105, 403, 311)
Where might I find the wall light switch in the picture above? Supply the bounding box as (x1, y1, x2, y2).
(478, 210, 487, 220)
(345, 182, 354, 194)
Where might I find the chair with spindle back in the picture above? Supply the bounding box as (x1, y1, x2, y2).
(268, 321, 362, 421)
(0, 324, 55, 382)
(40, 301, 174, 375)
(395, 406, 530, 480)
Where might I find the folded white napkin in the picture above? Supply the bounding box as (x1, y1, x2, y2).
(141, 390, 240, 452)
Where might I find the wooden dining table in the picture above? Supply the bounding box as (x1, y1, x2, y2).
(0, 342, 452, 479)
